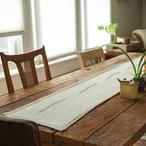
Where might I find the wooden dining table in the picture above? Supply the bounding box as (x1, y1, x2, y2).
(0, 53, 146, 146)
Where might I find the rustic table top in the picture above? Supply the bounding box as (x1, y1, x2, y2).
(0, 53, 146, 146)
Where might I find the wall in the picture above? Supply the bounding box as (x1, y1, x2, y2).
(143, 0, 146, 28)
(111, 0, 143, 36)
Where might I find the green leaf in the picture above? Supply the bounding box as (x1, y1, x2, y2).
(113, 47, 146, 79)
(97, 23, 119, 42)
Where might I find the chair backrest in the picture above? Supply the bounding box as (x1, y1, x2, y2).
(0, 46, 51, 94)
(131, 33, 144, 52)
(131, 29, 146, 52)
(77, 47, 105, 69)
(0, 116, 41, 146)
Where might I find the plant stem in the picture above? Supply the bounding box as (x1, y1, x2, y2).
(117, 48, 137, 78)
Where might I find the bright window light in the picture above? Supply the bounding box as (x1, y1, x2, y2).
(85, 0, 111, 48)
(39, 0, 76, 58)
(0, 0, 24, 35)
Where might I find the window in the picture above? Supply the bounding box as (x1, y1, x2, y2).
(0, 37, 9, 54)
(35, 0, 76, 60)
(0, 36, 23, 55)
(0, 0, 24, 73)
(85, 0, 111, 48)
(0, 0, 24, 36)
(34, 0, 111, 57)
(0, 0, 24, 55)
(0, 0, 111, 73)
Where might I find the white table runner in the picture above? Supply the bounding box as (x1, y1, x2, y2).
(3, 58, 140, 131)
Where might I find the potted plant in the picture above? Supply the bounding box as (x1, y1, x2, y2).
(98, 23, 119, 43)
(117, 47, 146, 92)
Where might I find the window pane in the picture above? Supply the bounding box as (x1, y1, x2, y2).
(0, 38, 8, 54)
(0, 36, 23, 55)
(0, 0, 24, 35)
(0, 35, 23, 73)
(39, 0, 76, 58)
(85, 0, 111, 48)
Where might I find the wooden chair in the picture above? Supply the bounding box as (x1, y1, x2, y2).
(131, 29, 146, 52)
(0, 46, 51, 94)
(77, 47, 105, 69)
(131, 32, 144, 52)
(0, 116, 41, 146)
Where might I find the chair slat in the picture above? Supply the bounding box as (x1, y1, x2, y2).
(77, 47, 105, 69)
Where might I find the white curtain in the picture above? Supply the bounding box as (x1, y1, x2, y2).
(85, 0, 111, 48)
(0, 0, 24, 36)
(35, 0, 76, 59)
